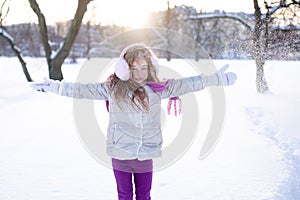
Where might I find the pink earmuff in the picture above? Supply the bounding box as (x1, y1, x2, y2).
(114, 44, 158, 81)
(115, 58, 130, 81)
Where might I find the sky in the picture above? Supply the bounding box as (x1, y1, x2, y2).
(3, 0, 256, 27)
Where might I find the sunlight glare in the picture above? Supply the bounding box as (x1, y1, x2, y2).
(92, 0, 163, 27)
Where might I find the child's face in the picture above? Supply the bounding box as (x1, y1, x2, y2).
(130, 58, 149, 85)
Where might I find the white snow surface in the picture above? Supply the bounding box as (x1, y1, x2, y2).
(0, 57, 299, 200)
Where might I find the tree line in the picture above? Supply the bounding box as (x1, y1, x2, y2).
(1, 6, 299, 60)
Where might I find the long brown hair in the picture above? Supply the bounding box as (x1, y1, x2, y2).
(107, 44, 160, 111)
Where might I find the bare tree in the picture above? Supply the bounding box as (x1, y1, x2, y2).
(28, 0, 93, 80)
(253, 0, 270, 93)
(0, 0, 33, 82)
(190, 0, 300, 93)
(253, 0, 300, 93)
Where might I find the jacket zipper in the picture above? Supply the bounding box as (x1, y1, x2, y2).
(113, 123, 116, 144)
(136, 111, 143, 155)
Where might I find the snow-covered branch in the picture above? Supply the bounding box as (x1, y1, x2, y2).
(189, 12, 254, 31)
(273, 25, 300, 30)
(0, 27, 14, 41)
(266, 0, 300, 16)
(0, 27, 33, 82)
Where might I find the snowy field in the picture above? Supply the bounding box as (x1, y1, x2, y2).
(0, 57, 299, 200)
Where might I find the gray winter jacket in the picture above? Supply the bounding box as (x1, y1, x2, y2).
(59, 75, 206, 160)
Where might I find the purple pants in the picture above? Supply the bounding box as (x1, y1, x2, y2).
(112, 158, 153, 200)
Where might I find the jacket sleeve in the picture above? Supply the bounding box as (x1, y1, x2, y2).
(160, 75, 206, 99)
(58, 81, 110, 100)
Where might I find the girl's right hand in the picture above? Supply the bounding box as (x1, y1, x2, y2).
(30, 78, 60, 93)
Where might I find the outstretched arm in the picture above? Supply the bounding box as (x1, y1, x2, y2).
(30, 78, 110, 100)
(160, 64, 237, 99)
(204, 64, 237, 87)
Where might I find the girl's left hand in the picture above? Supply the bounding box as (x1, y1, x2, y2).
(216, 64, 237, 86)
(204, 64, 237, 86)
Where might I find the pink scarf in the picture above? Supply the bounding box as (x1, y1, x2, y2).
(146, 80, 182, 116)
(106, 80, 182, 116)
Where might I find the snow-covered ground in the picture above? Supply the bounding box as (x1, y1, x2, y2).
(0, 57, 299, 200)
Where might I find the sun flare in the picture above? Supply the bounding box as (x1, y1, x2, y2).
(92, 0, 162, 27)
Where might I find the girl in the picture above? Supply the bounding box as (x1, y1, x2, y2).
(30, 43, 237, 200)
